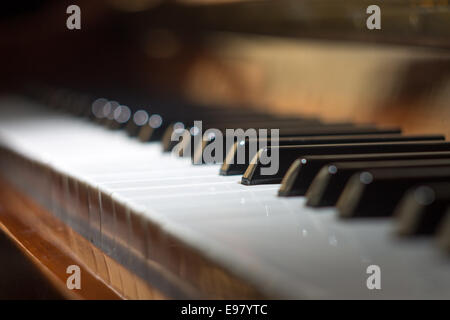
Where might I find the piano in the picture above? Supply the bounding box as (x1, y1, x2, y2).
(0, 0, 449, 299)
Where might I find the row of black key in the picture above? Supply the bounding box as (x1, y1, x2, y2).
(28, 85, 450, 253)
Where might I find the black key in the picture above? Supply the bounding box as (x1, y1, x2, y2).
(122, 108, 164, 137)
(337, 167, 450, 218)
(162, 122, 373, 152)
(66, 92, 92, 117)
(161, 120, 316, 151)
(149, 111, 317, 142)
(90, 93, 297, 139)
(242, 142, 450, 186)
(194, 125, 392, 164)
(394, 183, 450, 236)
(89, 97, 109, 121)
(95, 100, 120, 126)
(129, 108, 244, 139)
(44, 88, 91, 117)
(109, 105, 133, 130)
(437, 210, 450, 253)
(306, 159, 450, 207)
(279, 151, 450, 197)
(166, 123, 376, 156)
(51, 88, 75, 112)
(219, 134, 444, 174)
(193, 126, 401, 160)
(149, 114, 321, 144)
(125, 110, 150, 137)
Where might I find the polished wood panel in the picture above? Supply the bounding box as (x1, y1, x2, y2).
(0, 177, 163, 299)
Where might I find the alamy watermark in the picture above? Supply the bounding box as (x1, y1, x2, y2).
(170, 121, 280, 176)
(66, 264, 81, 290)
(66, 5, 380, 31)
(66, 5, 81, 30)
(366, 264, 381, 290)
(366, 5, 381, 30)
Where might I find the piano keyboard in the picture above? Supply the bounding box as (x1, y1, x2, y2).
(0, 91, 449, 299)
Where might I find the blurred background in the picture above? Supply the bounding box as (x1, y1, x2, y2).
(1, 0, 449, 131)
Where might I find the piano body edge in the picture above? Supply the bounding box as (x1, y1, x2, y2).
(0, 145, 269, 300)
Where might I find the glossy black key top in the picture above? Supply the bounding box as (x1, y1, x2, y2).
(337, 167, 450, 218)
(65, 92, 92, 117)
(163, 124, 401, 152)
(306, 159, 450, 207)
(394, 183, 450, 236)
(155, 115, 322, 146)
(108, 105, 133, 130)
(167, 123, 383, 157)
(163, 120, 335, 152)
(219, 134, 444, 174)
(242, 142, 450, 186)
(150, 111, 320, 142)
(196, 128, 405, 165)
(127, 101, 298, 141)
(123, 109, 150, 137)
(134, 111, 300, 139)
(279, 151, 450, 197)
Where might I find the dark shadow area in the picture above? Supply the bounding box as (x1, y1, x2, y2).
(0, 229, 63, 300)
